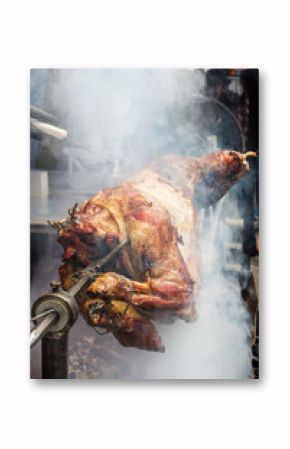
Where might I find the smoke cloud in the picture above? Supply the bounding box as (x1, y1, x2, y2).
(130, 199, 252, 379)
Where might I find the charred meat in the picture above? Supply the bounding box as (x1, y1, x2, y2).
(56, 150, 255, 352)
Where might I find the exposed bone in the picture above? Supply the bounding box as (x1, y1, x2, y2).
(242, 151, 257, 160)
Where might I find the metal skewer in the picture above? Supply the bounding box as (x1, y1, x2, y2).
(30, 308, 56, 322)
(30, 238, 129, 350)
(30, 311, 58, 348)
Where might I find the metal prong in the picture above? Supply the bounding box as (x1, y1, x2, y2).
(30, 311, 58, 348)
(31, 308, 56, 322)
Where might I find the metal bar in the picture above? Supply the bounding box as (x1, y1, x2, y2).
(31, 308, 56, 322)
(95, 238, 128, 270)
(30, 118, 68, 140)
(30, 311, 58, 349)
(68, 275, 92, 298)
(42, 331, 68, 379)
(30, 105, 59, 124)
(69, 238, 129, 297)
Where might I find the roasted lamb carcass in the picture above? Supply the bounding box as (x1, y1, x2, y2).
(55, 150, 255, 352)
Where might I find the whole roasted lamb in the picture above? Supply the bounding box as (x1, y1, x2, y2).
(53, 150, 255, 352)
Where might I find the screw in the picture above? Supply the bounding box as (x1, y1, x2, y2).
(50, 280, 61, 291)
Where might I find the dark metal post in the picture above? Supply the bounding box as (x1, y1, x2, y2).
(42, 331, 68, 379)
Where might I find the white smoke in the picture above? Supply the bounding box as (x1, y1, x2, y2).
(47, 69, 207, 180)
(32, 68, 252, 379)
(130, 199, 252, 379)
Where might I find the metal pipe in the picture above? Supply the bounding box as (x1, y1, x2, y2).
(30, 118, 68, 140)
(30, 105, 59, 124)
(30, 311, 58, 349)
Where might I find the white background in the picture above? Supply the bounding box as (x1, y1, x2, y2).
(0, 1, 289, 448)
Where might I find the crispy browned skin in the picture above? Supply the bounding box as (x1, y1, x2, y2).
(57, 150, 250, 352)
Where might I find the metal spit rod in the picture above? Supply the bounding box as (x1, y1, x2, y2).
(30, 311, 58, 348)
(30, 238, 129, 349)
